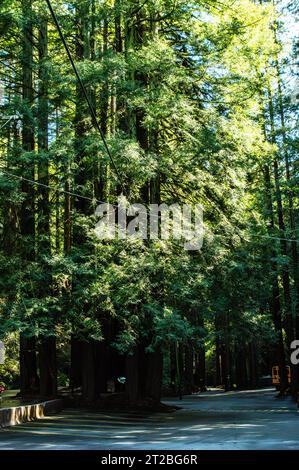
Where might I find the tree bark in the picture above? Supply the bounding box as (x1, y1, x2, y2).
(20, 336, 39, 395)
(126, 349, 140, 406)
(20, 0, 39, 396)
(36, 14, 57, 398)
(39, 336, 57, 397)
(145, 350, 163, 403)
(273, 35, 299, 395)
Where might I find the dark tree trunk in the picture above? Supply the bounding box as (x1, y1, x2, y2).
(235, 347, 247, 388)
(271, 280, 288, 392)
(39, 337, 57, 397)
(20, 336, 39, 395)
(19, 0, 38, 396)
(124, 8, 164, 406)
(249, 343, 258, 389)
(70, 336, 83, 390)
(263, 162, 288, 392)
(126, 349, 140, 406)
(37, 17, 50, 251)
(81, 340, 104, 403)
(70, 2, 106, 404)
(267, 85, 293, 362)
(184, 346, 194, 394)
(64, 168, 72, 255)
(170, 345, 176, 392)
(36, 15, 57, 399)
(195, 347, 206, 391)
(145, 350, 163, 403)
(274, 46, 299, 396)
(215, 335, 222, 386)
(221, 345, 230, 391)
(195, 314, 206, 391)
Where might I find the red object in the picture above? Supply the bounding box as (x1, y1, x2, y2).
(0, 386, 5, 394)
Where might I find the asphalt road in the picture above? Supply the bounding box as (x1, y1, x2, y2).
(0, 388, 298, 450)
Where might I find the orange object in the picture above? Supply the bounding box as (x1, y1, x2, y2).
(272, 365, 291, 385)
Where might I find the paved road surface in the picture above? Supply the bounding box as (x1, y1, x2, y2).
(0, 388, 298, 450)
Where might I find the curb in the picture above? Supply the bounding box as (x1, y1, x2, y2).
(0, 399, 64, 428)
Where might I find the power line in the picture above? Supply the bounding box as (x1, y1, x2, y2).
(251, 234, 299, 244)
(0, 168, 106, 207)
(44, 0, 124, 192)
(1, 168, 299, 245)
(0, 116, 15, 130)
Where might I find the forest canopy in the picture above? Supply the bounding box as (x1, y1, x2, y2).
(0, 0, 298, 404)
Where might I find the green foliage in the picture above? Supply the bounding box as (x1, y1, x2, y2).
(0, 0, 297, 390)
(0, 334, 19, 388)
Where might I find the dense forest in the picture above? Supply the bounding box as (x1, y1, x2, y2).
(0, 0, 298, 407)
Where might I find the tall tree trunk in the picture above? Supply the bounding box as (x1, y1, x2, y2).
(39, 337, 57, 397)
(126, 349, 139, 406)
(273, 33, 299, 395)
(195, 348, 206, 391)
(19, 336, 39, 395)
(259, 80, 288, 392)
(19, 0, 39, 396)
(184, 345, 194, 394)
(215, 329, 222, 386)
(145, 349, 163, 403)
(36, 15, 57, 398)
(267, 84, 293, 349)
(70, 1, 107, 403)
(263, 162, 288, 392)
(194, 314, 206, 391)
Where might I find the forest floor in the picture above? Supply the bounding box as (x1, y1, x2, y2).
(0, 388, 298, 450)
